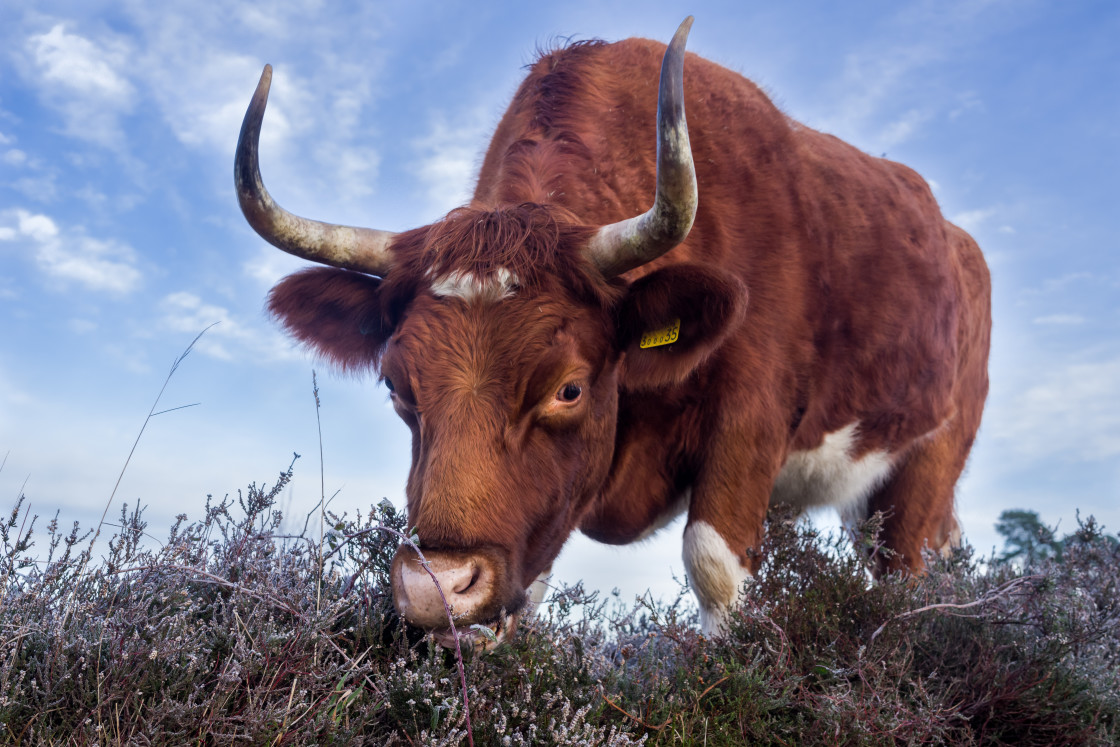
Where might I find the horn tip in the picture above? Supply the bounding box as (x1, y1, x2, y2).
(253, 65, 273, 104)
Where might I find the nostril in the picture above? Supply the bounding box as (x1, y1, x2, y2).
(452, 563, 481, 595)
(393, 551, 504, 629)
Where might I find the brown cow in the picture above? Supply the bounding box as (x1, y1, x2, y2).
(235, 18, 990, 641)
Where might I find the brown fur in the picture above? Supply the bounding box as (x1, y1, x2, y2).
(267, 34, 990, 625)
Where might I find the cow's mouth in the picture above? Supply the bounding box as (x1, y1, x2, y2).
(395, 560, 551, 650)
(429, 611, 519, 651)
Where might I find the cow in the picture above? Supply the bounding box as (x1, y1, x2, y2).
(235, 18, 991, 642)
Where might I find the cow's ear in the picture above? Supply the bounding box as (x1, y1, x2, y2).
(268, 267, 393, 371)
(616, 264, 746, 391)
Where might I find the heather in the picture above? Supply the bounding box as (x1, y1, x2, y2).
(3, 341, 1118, 744)
(2, 469, 1118, 745)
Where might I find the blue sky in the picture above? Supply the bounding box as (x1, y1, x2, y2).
(1, 0, 1117, 605)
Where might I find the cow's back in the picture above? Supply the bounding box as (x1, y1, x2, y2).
(476, 37, 983, 457)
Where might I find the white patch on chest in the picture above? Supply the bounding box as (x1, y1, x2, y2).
(527, 566, 552, 611)
(770, 422, 894, 525)
(429, 267, 518, 302)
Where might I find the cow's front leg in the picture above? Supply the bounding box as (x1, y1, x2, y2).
(683, 520, 755, 635)
(683, 435, 774, 636)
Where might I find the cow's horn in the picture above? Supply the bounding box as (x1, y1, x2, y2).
(586, 17, 697, 279)
(235, 65, 396, 276)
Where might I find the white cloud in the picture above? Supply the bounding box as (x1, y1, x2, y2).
(992, 355, 1120, 462)
(951, 208, 997, 232)
(310, 140, 381, 201)
(24, 24, 136, 147)
(0, 209, 141, 294)
(11, 174, 59, 202)
(877, 107, 934, 149)
(232, 4, 291, 38)
(242, 244, 305, 287)
(119, 4, 385, 154)
(948, 91, 984, 120)
(797, 2, 1017, 154)
(69, 318, 98, 334)
(804, 42, 942, 150)
(29, 24, 133, 101)
(16, 211, 59, 242)
(412, 110, 491, 215)
(0, 365, 34, 429)
(160, 292, 238, 345)
(38, 236, 141, 294)
(158, 291, 299, 363)
(3, 149, 27, 166)
(1033, 314, 1085, 326)
(1018, 272, 1093, 301)
(152, 50, 275, 153)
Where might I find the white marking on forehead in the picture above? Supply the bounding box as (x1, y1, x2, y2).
(770, 422, 894, 526)
(428, 267, 519, 302)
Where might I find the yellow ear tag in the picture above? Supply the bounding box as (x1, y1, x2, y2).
(639, 318, 681, 349)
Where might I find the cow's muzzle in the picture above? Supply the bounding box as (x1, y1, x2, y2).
(390, 546, 519, 640)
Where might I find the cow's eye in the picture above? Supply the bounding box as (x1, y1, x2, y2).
(383, 377, 395, 393)
(557, 383, 582, 403)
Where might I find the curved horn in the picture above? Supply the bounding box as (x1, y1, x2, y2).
(587, 17, 698, 279)
(235, 65, 397, 276)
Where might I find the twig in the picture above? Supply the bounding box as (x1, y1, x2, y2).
(320, 521, 477, 745)
(74, 324, 217, 591)
(300, 488, 340, 536)
(151, 403, 201, 417)
(110, 523, 475, 740)
(867, 574, 1040, 648)
(599, 686, 671, 730)
(106, 563, 300, 615)
(695, 675, 730, 702)
(106, 561, 384, 698)
(313, 371, 325, 614)
(0, 491, 34, 605)
(272, 676, 300, 746)
(394, 538, 475, 747)
(322, 526, 383, 561)
(318, 633, 383, 699)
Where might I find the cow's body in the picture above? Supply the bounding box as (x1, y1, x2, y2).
(237, 21, 990, 639)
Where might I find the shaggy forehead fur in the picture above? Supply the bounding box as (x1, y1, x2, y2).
(381, 204, 620, 318)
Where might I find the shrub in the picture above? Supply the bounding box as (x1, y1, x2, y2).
(1, 469, 1117, 745)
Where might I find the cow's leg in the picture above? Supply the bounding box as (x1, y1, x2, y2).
(683, 430, 774, 636)
(867, 242, 989, 573)
(682, 519, 756, 635)
(861, 420, 972, 574)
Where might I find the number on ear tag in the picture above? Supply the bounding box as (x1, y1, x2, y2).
(639, 318, 681, 349)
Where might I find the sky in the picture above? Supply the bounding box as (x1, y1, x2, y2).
(1, 0, 1118, 607)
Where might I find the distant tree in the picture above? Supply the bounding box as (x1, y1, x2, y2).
(995, 509, 1064, 566)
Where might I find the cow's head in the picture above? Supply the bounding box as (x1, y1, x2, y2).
(235, 19, 742, 644)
